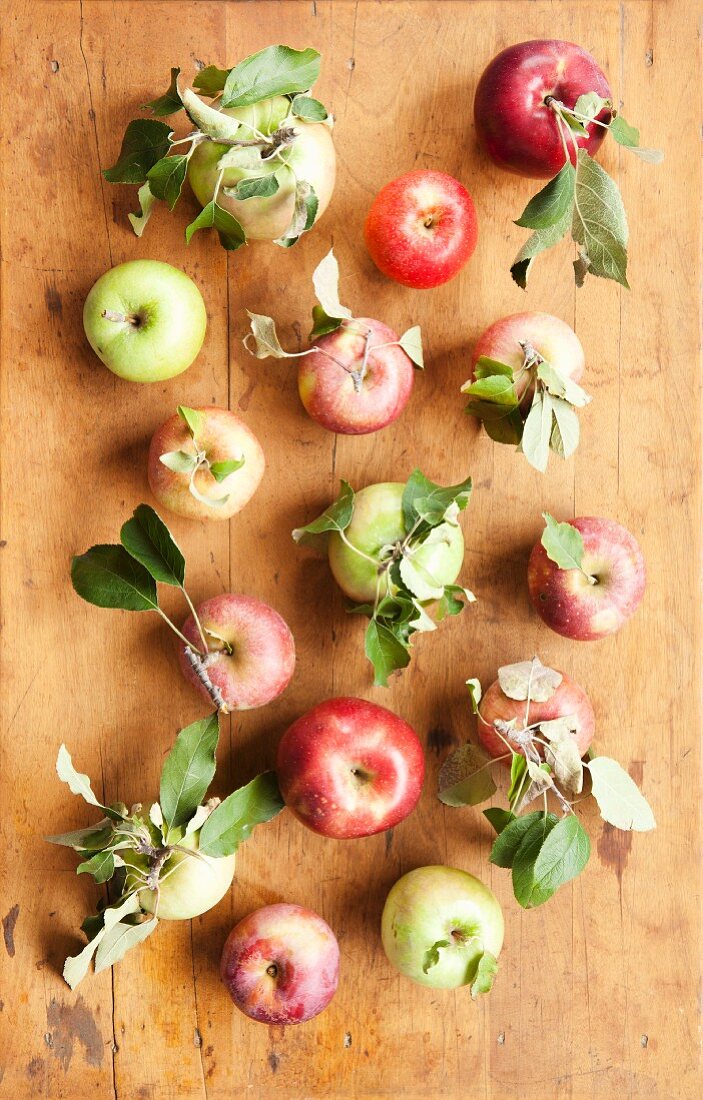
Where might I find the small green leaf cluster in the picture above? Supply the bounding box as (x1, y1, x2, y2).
(159, 405, 245, 508)
(293, 469, 475, 686)
(422, 935, 499, 1000)
(47, 720, 284, 988)
(438, 657, 655, 908)
(104, 46, 331, 249)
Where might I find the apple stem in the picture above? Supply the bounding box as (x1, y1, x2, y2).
(181, 644, 229, 713)
(101, 309, 140, 326)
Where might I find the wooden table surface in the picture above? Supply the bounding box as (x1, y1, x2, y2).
(1, 1, 700, 1097)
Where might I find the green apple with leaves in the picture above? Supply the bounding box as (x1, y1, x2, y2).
(83, 260, 207, 382)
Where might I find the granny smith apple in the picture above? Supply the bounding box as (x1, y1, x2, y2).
(83, 259, 207, 382)
(381, 865, 504, 989)
(327, 482, 465, 603)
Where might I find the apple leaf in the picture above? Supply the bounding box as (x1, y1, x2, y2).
(221, 45, 321, 108)
(46, 821, 114, 850)
(550, 397, 580, 459)
(609, 116, 664, 163)
(185, 200, 246, 250)
(466, 678, 482, 714)
(574, 92, 609, 120)
(244, 312, 293, 360)
(513, 761, 554, 814)
(128, 182, 157, 237)
(399, 555, 445, 602)
(471, 951, 498, 999)
(511, 813, 560, 908)
(536, 362, 590, 408)
(438, 743, 497, 807)
(76, 850, 120, 884)
(193, 65, 230, 97)
(55, 745, 124, 821)
(143, 67, 183, 116)
(483, 807, 515, 834)
(159, 712, 220, 838)
(528, 814, 591, 903)
(225, 174, 280, 201)
(498, 658, 562, 703)
(71, 545, 159, 613)
(180, 87, 241, 141)
(540, 717, 584, 794)
(435, 584, 476, 622)
(292, 480, 355, 547)
(507, 753, 527, 805)
(312, 249, 353, 321)
(274, 180, 318, 247)
(94, 915, 158, 975)
(515, 163, 575, 230)
(490, 811, 549, 868)
(398, 325, 424, 369)
(422, 939, 451, 974)
(510, 202, 572, 289)
(473, 357, 515, 381)
(209, 458, 245, 483)
(199, 772, 285, 857)
(586, 757, 656, 831)
(364, 619, 411, 688)
(159, 449, 198, 474)
(291, 94, 328, 122)
(572, 150, 629, 288)
(63, 893, 141, 990)
(147, 154, 188, 210)
(310, 305, 343, 339)
(177, 406, 204, 438)
(540, 512, 587, 574)
(120, 504, 185, 588)
(401, 469, 472, 532)
(521, 389, 553, 472)
(103, 119, 174, 184)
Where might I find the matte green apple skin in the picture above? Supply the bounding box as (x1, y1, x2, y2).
(83, 260, 207, 383)
(327, 482, 465, 603)
(381, 865, 504, 989)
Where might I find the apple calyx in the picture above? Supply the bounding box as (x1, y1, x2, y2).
(159, 406, 245, 510)
(540, 512, 597, 584)
(104, 47, 332, 250)
(438, 657, 656, 910)
(511, 91, 663, 289)
(46, 723, 285, 989)
(462, 342, 591, 471)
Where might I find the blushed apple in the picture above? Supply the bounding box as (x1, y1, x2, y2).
(123, 828, 235, 921)
(276, 697, 425, 839)
(470, 311, 585, 401)
(477, 670, 595, 760)
(179, 594, 295, 710)
(83, 260, 207, 382)
(474, 40, 612, 178)
(381, 866, 504, 989)
(364, 170, 478, 288)
(220, 903, 339, 1024)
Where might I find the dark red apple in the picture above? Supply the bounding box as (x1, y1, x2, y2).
(477, 671, 595, 761)
(276, 697, 425, 839)
(474, 40, 613, 178)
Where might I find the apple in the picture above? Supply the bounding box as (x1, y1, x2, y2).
(276, 697, 425, 839)
(297, 317, 415, 434)
(327, 482, 464, 603)
(470, 311, 585, 401)
(148, 406, 265, 521)
(179, 594, 296, 710)
(381, 866, 504, 989)
(364, 170, 478, 288)
(188, 95, 336, 241)
(529, 517, 646, 640)
(220, 903, 339, 1024)
(474, 39, 613, 179)
(123, 826, 235, 921)
(477, 670, 595, 760)
(83, 260, 207, 382)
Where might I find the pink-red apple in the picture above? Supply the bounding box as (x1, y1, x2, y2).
(221, 903, 339, 1025)
(528, 517, 646, 640)
(477, 670, 595, 761)
(364, 170, 478, 288)
(276, 696, 425, 839)
(470, 311, 585, 401)
(298, 317, 414, 435)
(179, 594, 295, 710)
(474, 40, 612, 178)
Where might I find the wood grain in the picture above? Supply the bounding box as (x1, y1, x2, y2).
(0, 2, 700, 1098)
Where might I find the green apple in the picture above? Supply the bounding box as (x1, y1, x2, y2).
(122, 827, 235, 921)
(381, 865, 504, 989)
(83, 260, 207, 382)
(327, 482, 465, 603)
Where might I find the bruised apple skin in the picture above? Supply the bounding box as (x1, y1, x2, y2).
(474, 40, 612, 179)
(297, 318, 415, 435)
(477, 672, 595, 761)
(528, 517, 646, 641)
(188, 96, 336, 241)
(179, 594, 296, 710)
(220, 903, 339, 1024)
(471, 312, 585, 401)
(123, 830, 235, 921)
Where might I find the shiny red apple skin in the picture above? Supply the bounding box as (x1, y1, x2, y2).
(364, 170, 478, 288)
(474, 40, 613, 179)
(477, 671, 595, 761)
(528, 517, 646, 641)
(276, 697, 425, 839)
(298, 317, 414, 435)
(179, 594, 295, 710)
(220, 903, 339, 1025)
(470, 311, 584, 401)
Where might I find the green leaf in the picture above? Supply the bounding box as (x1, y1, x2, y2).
(473, 357, 515, 381)
(401, 469, 472, 531)
(185, 201, 247, 250)
(491, 811, 546, 868)
(399, 555, 445, 601)
(609, 115, 639, 148)
(244, 311, 292, 359)
(120, 504, 185, 588)
(497, 658, 562, 703)
(291, 94, 328, 121)
(471, 951, 498, 998)
(159, 450, 198, 474)
(103, 119, 173, 184)
(159, 713, 220, 837)
(550, 397, 580, 458)
(128, 182, 156, 237)
(536, 361, 590, 408)
(63, 894, 140, 990)
(177, 405, 204, 438)
(510, 202, 572, 288)
(76, 850, 118, 884)
(274, 180, 318, 246)
(466, 678, 482, 714)
(521, 390, 553, 472)
(514, 163, 575, 230)
(46, 821, 114, 850)
(312, 249, 353, 321)
(435, 584, 476, 622)
(221, 45, 321, 108)
(228, 174, 280, 201)
(463, 375, 518, 404)
(310, 305, 343, 339)
(511, 813, 560, 907)
(292, 480, 355, 547)
(210, 458, 245, 483)
(514, 760, 554, 814)
(180, 86, 241, 141)
(540, 512, 586, 573)
(365, 619, 410, 687)
(398, 325, 424, 368)
(193, 65, 230, 96)
(94, 916, 158, 975)
(438, 743, 497, 807)
(199, 772, 285, 857)
(574, 92, 610, 119)
(483, 808, 515, 834)
(507, 753, 528, 805)
(71, 544, 159, 612)
(587, 757, 656, 831)
(530, 814, 591, 898)
(422, 939, 451, 974)
(572, 150, 629, 288)
(55, 745, 123, 821)
(147, 154, 188, 209)
(143, 67, 182, 116)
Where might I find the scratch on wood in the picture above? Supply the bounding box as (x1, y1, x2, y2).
(78, 0, 113, 266)
(2, 905, 19, 957)
(45, 997, 103, 1070)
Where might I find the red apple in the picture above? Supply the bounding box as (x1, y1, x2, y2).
(474, 40, 613, 178)
(276, 697, 425, 839)
(179, 594, 295, 710)
(477, 670, 595, 761)
(298, 317, 414, 434)
(470, 311, 584, 401)
(528, 517, 646, 640)
(221, 903, 339, 1025)
(364, 170, 478, 288)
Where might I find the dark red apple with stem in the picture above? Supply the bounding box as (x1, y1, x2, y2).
(276, 697, 425, 839)
(364, 170, 478, 288)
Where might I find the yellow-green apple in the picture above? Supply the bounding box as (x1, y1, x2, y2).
(188, 95, 335, 241)
(477, 670, 595, 761)
(470, 311, 585, 401)
(220, 903, 339, 1024)
(364, 170, 478, 288)
(381, 866, 504, 989)
(148, 406, 265, 521)
(123, 827, 235, 921)
(276, 697, 425, 839)
(83, 260, 207, 382)
(474, 40, 612, 178)
(528, 517, 646, 640)
(179, 594, 295, 710)
(297, 317, 415, 434)
(327, 482, 464, 603)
